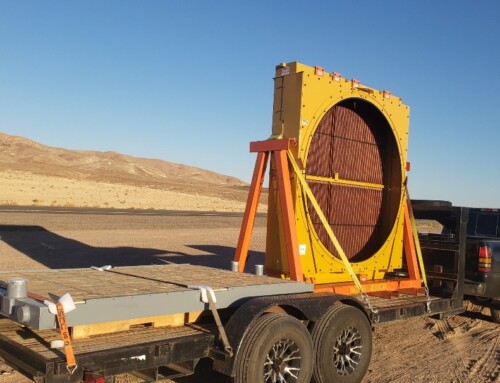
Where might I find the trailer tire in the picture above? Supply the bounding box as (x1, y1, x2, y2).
(234, 312, 313, 383)
(311, 304, 372, 383)
(491, 307, 500, 323)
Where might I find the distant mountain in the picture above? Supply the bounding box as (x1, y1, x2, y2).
(0, 132, 250, 203)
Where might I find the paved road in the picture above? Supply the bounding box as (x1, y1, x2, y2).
(0, 204, 256, 217)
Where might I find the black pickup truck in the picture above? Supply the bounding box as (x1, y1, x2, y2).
(412, 200, 500, 323)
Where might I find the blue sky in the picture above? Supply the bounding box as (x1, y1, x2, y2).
(1, 1, 499, 207)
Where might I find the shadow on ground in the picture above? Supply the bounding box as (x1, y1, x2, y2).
(0, 225, 166, 268)
(0, 225, 264, 271)
(174, 359, 231, 383)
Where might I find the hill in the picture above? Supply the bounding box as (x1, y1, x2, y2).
(0, 132, 255, 212)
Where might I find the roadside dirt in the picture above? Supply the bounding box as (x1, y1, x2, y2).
(0, 210, 498, 383)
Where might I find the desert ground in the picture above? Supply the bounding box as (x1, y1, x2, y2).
(0, 170, 252, 212)
(0, 209, 498, 383)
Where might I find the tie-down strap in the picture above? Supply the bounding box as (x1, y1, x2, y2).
(188, 285, 233, 357)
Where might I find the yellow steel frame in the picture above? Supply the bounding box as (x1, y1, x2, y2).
(266, 62, 411, 285)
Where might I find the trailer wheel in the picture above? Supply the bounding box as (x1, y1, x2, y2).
(311, 304, 372, 383)
(491, 307, 500, 323)
(234, 313, 313, 383)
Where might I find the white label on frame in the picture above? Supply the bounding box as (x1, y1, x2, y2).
(299, 244, 307, 256)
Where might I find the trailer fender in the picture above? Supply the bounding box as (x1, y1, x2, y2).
(213, 292, 368, 376)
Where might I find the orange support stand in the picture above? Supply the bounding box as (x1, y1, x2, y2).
(274, 150, 303, 281)
(234, 139, 303, 281)
(234, 151, 269, 272)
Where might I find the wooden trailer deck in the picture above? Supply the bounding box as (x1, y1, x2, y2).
(0, 264, 310, 301)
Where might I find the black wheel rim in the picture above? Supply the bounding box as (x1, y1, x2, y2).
(264, 338, 302, 382)
(333, 327, 362, 376)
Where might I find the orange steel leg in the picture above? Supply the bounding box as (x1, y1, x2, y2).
(234, 138, 301, 280)
(234, 151, 269, 272)
(274, 150, 303, 281)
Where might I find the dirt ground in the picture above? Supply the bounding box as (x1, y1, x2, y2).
(0, 209, 498, 383)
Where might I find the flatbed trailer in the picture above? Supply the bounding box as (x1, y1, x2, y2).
(0, 291, 464, 383)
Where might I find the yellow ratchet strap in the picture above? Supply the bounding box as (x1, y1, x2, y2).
(287, 151, 365, 295)
(406, 187, 428, 287)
